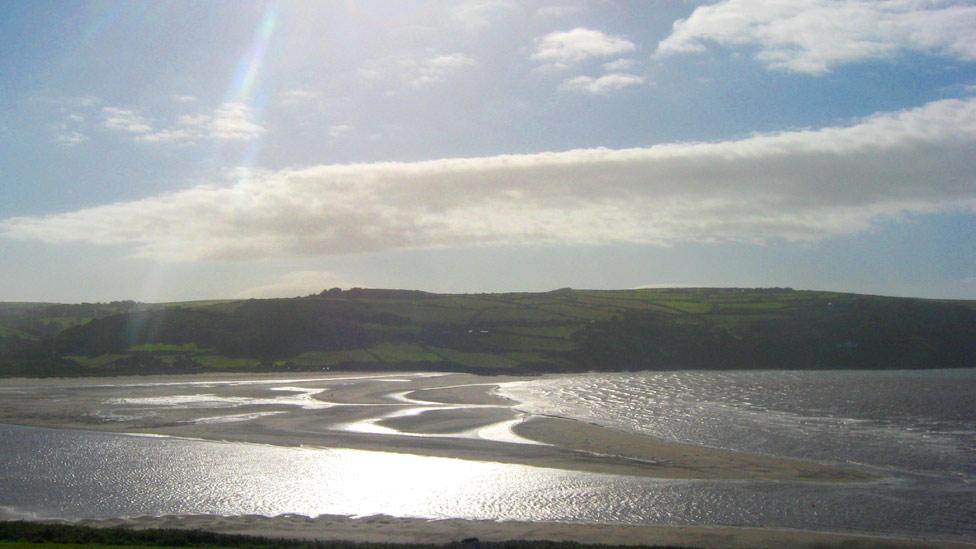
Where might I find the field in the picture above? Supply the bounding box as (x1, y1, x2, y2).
(1, 287, 974, 376)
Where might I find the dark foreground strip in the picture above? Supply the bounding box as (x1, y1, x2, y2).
(0, 521, 689, 549)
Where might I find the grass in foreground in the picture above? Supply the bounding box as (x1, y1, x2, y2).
(0, 521, 688, 549)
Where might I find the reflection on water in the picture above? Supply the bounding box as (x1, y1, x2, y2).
(0, 423, 973, 541)
(500, 369, 976, 478)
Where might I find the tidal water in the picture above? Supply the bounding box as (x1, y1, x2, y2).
(1, 369, 974, 542)
(500, 369, 976, 481)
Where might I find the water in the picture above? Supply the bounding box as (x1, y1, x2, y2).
(1, 369, 974, 541)
(500, 369, 976, 480)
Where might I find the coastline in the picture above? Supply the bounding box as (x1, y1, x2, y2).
(0, 371, 873, 481)
(66, 513, 975, 548)
(6, 371, 953, 548)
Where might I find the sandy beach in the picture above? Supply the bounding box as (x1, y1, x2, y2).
(6, 371, 964, 548)
(0, 371, 872, 481)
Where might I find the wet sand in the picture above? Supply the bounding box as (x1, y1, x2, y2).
(0, 371, 872, 481)
(74, 514, 974, 548)
(4, 371, 939, 548)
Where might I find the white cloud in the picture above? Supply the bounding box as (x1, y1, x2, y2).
(177, 114, 211, 127)
(563, 73, 645, 94)
(4, 97, 976, 261)
(452, 1, 518, 28)
(54, 131, 88, 146)
(102, 107, 152, 133)
(533, 28, 636, 66)
(237, 271, 358, 298)
(602, 58, 636, 71)
(656, 0, 976, 75)
(361, 52, 476, 91)
(279, 88, 319, 106)
(208, 102, 264, 140)
(136, 102, 264, 144)
(327, 124, 353, 139)
(136, 128, 197, 144)
(172, 95, 198, 103)
(536, 5, 585, 19)
(409, 54, 476, 89)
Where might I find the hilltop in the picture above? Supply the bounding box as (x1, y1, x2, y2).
(1, 287, 974, 377)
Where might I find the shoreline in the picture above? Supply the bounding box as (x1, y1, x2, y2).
(50, 513, 972, 548)
(5, 371, 948, 548)
(0, 371, 873, 482)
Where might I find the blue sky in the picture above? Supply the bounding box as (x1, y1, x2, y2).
(2, 0, 975, 302)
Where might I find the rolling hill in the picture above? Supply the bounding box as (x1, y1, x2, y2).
(1, 287, 974, 377)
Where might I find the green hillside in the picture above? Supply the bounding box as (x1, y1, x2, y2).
(1, 288, 974, 377)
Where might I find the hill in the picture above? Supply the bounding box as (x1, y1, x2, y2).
(1, 288, 974, 377)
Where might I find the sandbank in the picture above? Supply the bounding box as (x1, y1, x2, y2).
(0, 371, 873, 482)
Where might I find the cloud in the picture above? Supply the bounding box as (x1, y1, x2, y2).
(136, 128, 197, 144)
(536, 5, 585, 19)
(279, 88, 319, 106)
(4, 97, 976, 261)
(533, 28, 636, 66)
(136, 101, 264, 144)
(602, 58, 637, 71)
(327, 124, 353, 139)
(237, 270, 359, 298)
(656, 0, 976, 75)
(562, 73, 645, 94)
(172, 95, 198, 103)
(102, 107, 152, 133)
(452, 0, 517, 28)
(361, 52, 476, 91)
(208, 102, 264, 140)
(409, 54, 476, 89)
(54, 131, 88, 146)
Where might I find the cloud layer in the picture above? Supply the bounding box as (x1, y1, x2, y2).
(533, 28, 636, 65)
(4, 98, 975, 261)
(99, 102, 264, 145)
(656, 0, 976, 74)
(562, 73, 645, 94)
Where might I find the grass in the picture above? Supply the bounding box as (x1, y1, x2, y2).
(194, 355, 261, 369)
(37, 317, 92, 331)
(480, 333, 576, 352)
(0, 543, 223, 549)
(5, 287, 973, 376)
(290, 349, 376, 367)
(427, 346, 517, 369)
(644, 300, 712, 314)
(495, 325, 581, 338)
(66, 354, 128, 368)
(128, 343, 204, 352)
(366, 343, 443, 363)
(715, 301, 791, 311)
(0, 521, 689, 548)
(0, 326, 33, 339)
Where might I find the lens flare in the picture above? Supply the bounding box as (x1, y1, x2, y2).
(228, 4, 278, 103)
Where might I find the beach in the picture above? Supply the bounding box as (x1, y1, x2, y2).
(0, 371, 870, 481)
(2, 371, 969, 548)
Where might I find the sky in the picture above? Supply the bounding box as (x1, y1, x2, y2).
(1, 0, 975, 302)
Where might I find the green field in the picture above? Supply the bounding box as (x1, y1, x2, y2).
(1, 287, 974, 376)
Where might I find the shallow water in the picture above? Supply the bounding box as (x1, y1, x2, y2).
(499, 369, 976, 480)
(1, 423, 974, 541)
(1, 369, 974, 541)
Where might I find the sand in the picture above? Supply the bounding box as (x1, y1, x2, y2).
(0, 371, 872, 481)
(72, 514, 974, 548)
(3, 370, 948, 548)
